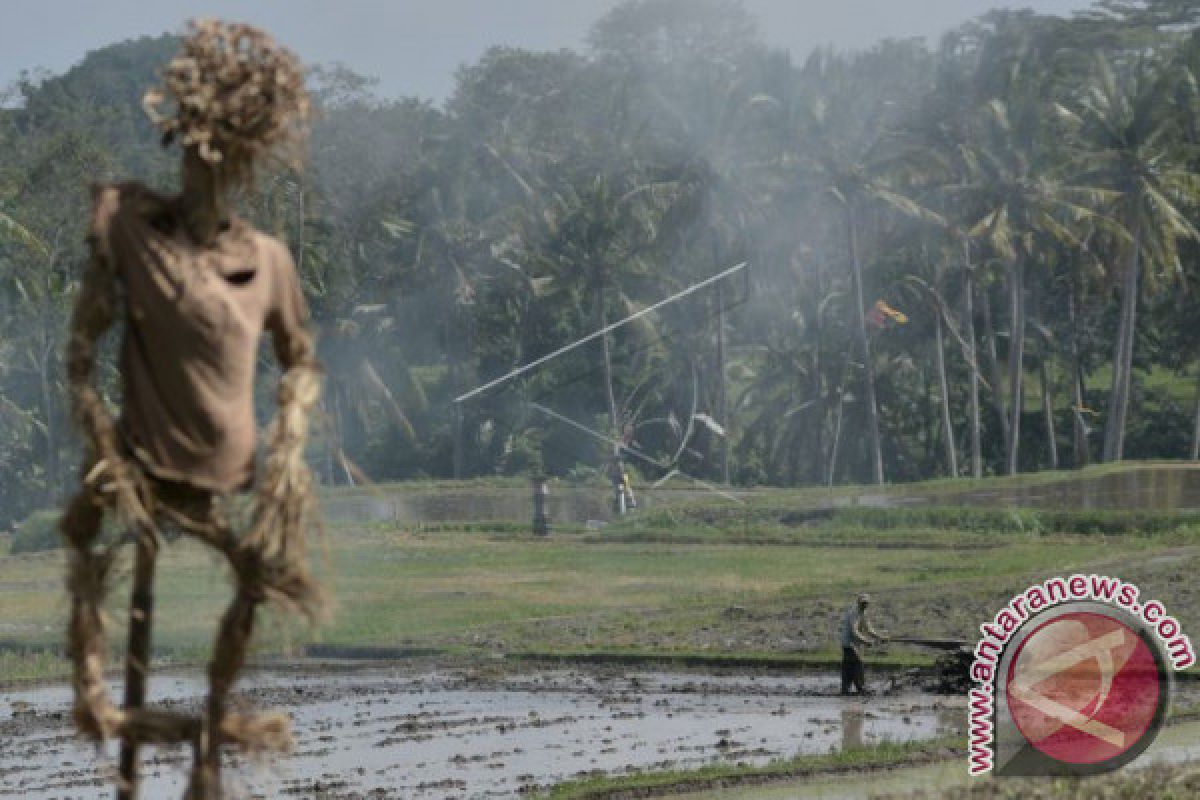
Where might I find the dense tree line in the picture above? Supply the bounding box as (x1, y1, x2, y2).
(3, 0, 1200, 525)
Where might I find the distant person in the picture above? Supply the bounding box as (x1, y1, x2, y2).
(840, 592, 887, 695)
(607, 453, 636, 513)
(606, 423, 638, 514)
(618, 422, 638, 509)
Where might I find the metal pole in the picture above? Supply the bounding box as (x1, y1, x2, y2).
(454, 262, 748, 404)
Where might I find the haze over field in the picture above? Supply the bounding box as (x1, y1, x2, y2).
(2, 0, 1200, 529)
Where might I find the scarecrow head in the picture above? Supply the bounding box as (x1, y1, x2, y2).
(143, 19, 310, 188)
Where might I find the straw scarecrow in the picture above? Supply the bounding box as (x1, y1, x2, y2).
(60, 20, 325, 799)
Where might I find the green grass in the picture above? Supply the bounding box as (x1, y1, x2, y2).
(0, 651, 70, 685)
(0, 519, 1170, 683)
(1082, 363, 1195, 409)
(538, 736, 961, 799)
(2, 465, 1197, 685)
(1007, 360, 1193, 412)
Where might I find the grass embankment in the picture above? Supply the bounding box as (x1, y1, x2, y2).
(891, 762, 1200, 800)
(539, 737, 961, 800)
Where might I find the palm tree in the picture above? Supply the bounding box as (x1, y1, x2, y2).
(760, 49, 940, 485)
(1056, 54, 1200, 461)
(949, 98, 1107, 474)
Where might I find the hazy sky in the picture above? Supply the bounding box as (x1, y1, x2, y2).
(1, 0, 1093, 103)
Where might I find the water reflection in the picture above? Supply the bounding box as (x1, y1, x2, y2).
(841, 707, 864, 750)
(945, 467, 1200, 512)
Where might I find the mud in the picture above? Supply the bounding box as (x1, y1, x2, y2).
(0, 665, 962, 799)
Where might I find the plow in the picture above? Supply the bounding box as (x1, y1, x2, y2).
(889, 637, 973, 694)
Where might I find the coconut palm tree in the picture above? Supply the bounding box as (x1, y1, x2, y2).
(759, 48, 940, 485)
(948, 97, 1108, 474)
(1056, 53, 1200, 461)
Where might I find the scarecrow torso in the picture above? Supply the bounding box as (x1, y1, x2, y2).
(90, 183, 309, 493)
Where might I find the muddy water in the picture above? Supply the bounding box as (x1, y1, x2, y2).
(0, 667, 961, 799)
(939, 466, 1200, 512)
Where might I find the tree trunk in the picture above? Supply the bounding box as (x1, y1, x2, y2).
(1103, 218, 1143, 463)
(453, 304, 474, 479)
(1005, 259, 1025, 475)
(38, 329, 58, 503)
(1191, 367, 1200, 461)
(331, 383, 351, 485)
(935, 308, 959, 477)
(962, 239, 982, 479)
(827, 356, 852, 487)
(981, 288, 1010, 448)
(828, 389, 847, 487)
(1067, 281, 1090, 467)
(597, 285, 619, 435)
(322, 392, 335, 485)
(811, 257, 826, 485)
(847, 207, 884, 485)
(453, 402, 465, 479)
(1039, 336, 1058, 470)
(716, 282, 730, 484)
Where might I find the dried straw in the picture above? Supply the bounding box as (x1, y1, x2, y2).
(62, 20, 322, 797)
(142, 19, 310, 187)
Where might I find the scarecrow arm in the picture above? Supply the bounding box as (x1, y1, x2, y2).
(67, 201, 119, 450)
(66, 187, 144, 520)
(249, 239, 325, 618)
(66, 257, 117, 429)
(264, 239, 320, 437)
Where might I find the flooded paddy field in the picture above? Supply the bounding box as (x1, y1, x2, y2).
(937, 464, 1200, 512)
(320, 466, 1200, 528)
(6, 466, 1200, 798)
(0, 665, 963, 799)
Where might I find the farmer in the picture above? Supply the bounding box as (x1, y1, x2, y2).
(840, 592, 887, 695)
(59, 20, 323, 799)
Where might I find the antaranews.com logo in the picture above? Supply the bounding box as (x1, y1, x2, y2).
(968, 574, 1194, 777)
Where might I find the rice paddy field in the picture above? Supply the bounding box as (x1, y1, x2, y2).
(2, 463, 1199, 798)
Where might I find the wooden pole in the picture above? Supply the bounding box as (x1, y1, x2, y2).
(118, 531, 157, 800)
(716, 282, 729, 485)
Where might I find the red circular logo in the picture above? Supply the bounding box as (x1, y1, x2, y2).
(1006, 611, 1161, 765)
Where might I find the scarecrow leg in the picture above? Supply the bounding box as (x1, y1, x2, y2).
(117, 527, 158, 800)
(61, 488, 112, 739)
(191, 551, 260, 800)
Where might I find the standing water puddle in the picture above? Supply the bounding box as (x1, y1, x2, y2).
(0, 667, 961, 798)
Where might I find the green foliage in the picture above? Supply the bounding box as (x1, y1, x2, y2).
(5, 2, 1200, 524)
(10, 510, 60, 554)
